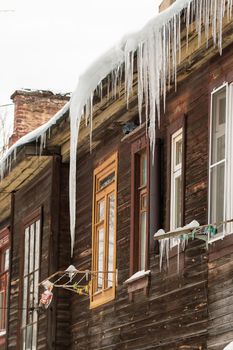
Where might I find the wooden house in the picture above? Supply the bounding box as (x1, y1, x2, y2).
(1, 1, 233, 349)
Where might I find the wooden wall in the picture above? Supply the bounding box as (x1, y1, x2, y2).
(7, 157, 72, 350)
(67, 42, 233, 350)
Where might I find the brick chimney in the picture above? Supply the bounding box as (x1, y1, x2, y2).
(9, 89, 70, 145)
(159, 0, 176, 12)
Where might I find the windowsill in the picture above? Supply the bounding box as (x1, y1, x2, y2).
(0, 330, 6, 337)
(124, 270, 151, 284)
(90, 286, 115, 309)
(124, 270, 151, 297)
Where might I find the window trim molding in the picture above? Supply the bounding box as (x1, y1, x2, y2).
(208, 82, 228, 242)
(170, 128, 183, 233)
(166, 115, 186, 233)
(130, 134, 150, 276)
(90, 152, 118, 309)
(18, 207, 42, 350)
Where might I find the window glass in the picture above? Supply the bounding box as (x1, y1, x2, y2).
(99, 172, 115, 190)
(171, 129, 183, 232)
(209, 87, 226, 237)
(211, 89, 226, 164)
(140, 152, 147, 187)
(175, 139, 182, 166)
(107, 194, 115, 287)
(175, 175, 182, 228)
(97, 227, 104, 290)
(138, 151, 148, 270)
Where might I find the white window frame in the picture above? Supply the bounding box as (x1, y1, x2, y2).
(208, 83, 229, 243)
(21, 218, 41, 350)
(170, 128, 183, 247)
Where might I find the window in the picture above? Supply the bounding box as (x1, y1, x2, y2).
(209, 84, 233, 241)
(138, 151, 148, 270)
(209, 86, 226, 238)
(130, 135, 149, 274)
(0, 228, 9, 336)
(90, 153, 117, 308)
(21, 212, 41, 350)
(170, 129, 183, 245)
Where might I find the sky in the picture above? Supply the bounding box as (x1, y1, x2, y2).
(0, 0, 159, 106)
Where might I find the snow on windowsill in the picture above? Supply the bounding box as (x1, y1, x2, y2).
(224, 342, 233, 350)
(0, 330, 6, 337)
(124, 270, 151, 284)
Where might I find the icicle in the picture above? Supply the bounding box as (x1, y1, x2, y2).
(89, 93, 93, 153)
(137, 42, 144, 125)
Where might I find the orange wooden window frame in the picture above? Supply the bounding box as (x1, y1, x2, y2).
(90, 152, 118, 309)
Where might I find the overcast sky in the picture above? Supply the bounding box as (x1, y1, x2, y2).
(0, 0, 159, 106)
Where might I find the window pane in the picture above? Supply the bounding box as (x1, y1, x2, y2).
(25, 324, 33, 350)
(24, 228, 29, 276)
(22, 277, 28, 327)
(97, 228, 104, 290)
(140, 153, 147, 186)
(33, 271, 39, 322)
(175, 139, 182, 166)
(99, 172, 115, 190)
(22, 328, 26, 350)
(211, 89, 226, 164)
(210, 163, 225, 231)
(0, 291, 4, 330)
(175, 175, 182, 228)
(97, 200, 105, 222)
(141, 193, 147, 210)
(4, 249, 9, 271)
(35, 221, 40, 271)
(29, 224, 35, 274)
(107, 194, 115, 287)
(32, 323, 37, 350)
(28, 274, 34, 323)
(139, 212, 147, 270)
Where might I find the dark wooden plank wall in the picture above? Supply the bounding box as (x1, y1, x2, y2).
(55, 163, 72, 349)
(68, 44, 233, 349)
(7, 163, 53, 349)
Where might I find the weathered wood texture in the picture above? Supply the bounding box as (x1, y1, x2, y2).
(55, 163, 72, 349)
(70, 121, 209, 349)
(7, 162, 53, 349)
(66, 38, 233, 350)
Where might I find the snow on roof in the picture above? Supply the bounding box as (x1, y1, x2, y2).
(0, 0, 232, 256)
(11, 88, 71, 99)
(0, 102, 70, 179)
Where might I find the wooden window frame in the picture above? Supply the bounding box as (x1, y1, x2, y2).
(130, 135, 150, 276)
(0, 227, 10, 337)
(167, 116, 186, 232)
(90, 153, 118, 309)
(208, 84, 227, 242)
(170, 128, 183, 246)
(19, 208, 42, 350)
